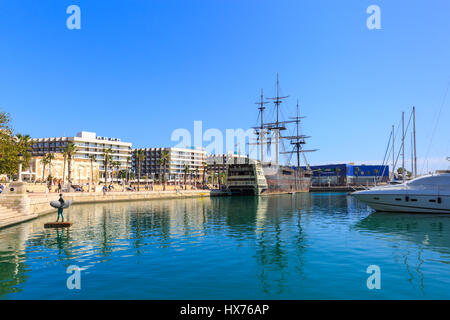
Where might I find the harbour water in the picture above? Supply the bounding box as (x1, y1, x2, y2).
(1, 193, 449, 299)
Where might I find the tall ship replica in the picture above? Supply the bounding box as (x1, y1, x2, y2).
(227, 75, 318, 195)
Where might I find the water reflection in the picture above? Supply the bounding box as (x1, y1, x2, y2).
(355, 212, 450, 294)
(0, 194, 449, 299)
(355, 212, 450, 255)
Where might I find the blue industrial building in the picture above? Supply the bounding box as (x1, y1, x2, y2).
(301, 164, 390, 186)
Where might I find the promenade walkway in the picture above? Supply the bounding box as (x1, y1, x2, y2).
(0, 187, 221, 230)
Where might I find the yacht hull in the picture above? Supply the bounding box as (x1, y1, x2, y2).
(353, 193, 450, 214)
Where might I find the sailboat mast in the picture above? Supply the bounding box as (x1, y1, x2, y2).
(402, 111, 405, 183)
(413, 106, 417, 177)
(296, 100, 301, 168)
(392, 124, 395, 181)
(411, 132, 414, 176)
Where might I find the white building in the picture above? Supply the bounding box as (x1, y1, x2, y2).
(132, 147, 206, 182)
(31, 131, 132, 181)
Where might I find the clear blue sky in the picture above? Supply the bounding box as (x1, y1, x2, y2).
(1, 0, 449, 172)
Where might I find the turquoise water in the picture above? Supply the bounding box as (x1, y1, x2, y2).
(1, 193, 450, 299)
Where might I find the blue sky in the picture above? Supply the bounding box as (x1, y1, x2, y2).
(1, 0, 449, 172)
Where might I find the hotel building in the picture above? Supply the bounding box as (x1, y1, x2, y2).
(132, 147, 206, 183)
(29, 153, 101, 184)
(206, 153, 249, 172)
(30, 131, 132, 182)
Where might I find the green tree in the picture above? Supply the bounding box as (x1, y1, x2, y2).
(158, 158, 163, 185)
(201, 161, 207, 187)
(88, 154, 96, 191)
(219, 172, 226, 188)
(0, 110, 18, 176)
(0, 110, 33, 178)
(135, 149, 145, 191)
(118, 170, 127, 180)
(46, 153, 55, 182)
(16, 133, 32, 181)
(194, 168, 199, 188)
(161, 150, 170, 191)
(183, 164, 189, 190)
(102, 148, 112, 183)
(41, 155, 50, 182)
(63, 143, 77, 184)
(112, 160, 121, 182)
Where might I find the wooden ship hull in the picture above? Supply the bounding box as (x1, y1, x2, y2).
(263, 165, 311, 193)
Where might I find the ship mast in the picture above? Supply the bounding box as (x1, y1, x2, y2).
(294, 101, 303, 168)
(267, 73, 289, 165)
(251, 74, 317, 170)
(258, 89, 268, 163)
(250, 89, 270, 164)
(280, 101, 318, 168)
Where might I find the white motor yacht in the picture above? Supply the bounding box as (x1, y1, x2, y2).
(352, 172, 450, 213)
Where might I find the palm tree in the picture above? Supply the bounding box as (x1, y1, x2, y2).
(373, 169, 379, 186)
(317, 169, 322, 186)
(161, 150, 170, 191)
(201, 161, 207, 187)
(62, 152, 67, 185)
(208, 166, 214, 186)
(135, 150, 145, 191)
(41, 155, 50, 182)
(102, 148, 112, 184)
(183, 164, 189, 190)
(88, 154, 96, 192)
(158, 158, 164, 185)
(112, 161, 121, 183)
(193, 168, 199, 188)
(219, 172, 226, 187)
(218, 160, 222, 189)
(213, 161, 217, 187)
(63, 143, 77, 184)
(46, 153, 55, 182)
(16, 134, 32, 180)
(335, 168, 341, 186)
